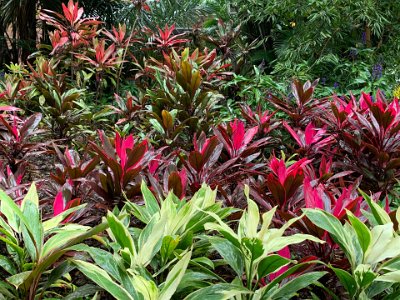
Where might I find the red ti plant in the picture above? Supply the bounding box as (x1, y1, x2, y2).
(333, 91, 400, 195)
(148, 24, 189, 51)
(265, 155, 311, 211)
(283, 122, 334, 156)
(51, 144, 99, 186)
(103, 24, 130, 47)
(146, 152, 187, 199)
(269, 79, 327, 127)
(89, 130, 153, 205)
(53, 179, 82, 223)
(0, 113, 46, 172)
(179, 133, 223, 192)
(303, 177, 362, 220)
(325, 95, 356, 130)
(176, 131, 268, 205)
(76, 39, 121, 71)
(282, 175, 363, 270)
(0, 161, 28, 201)
(240, 104, 278, 135)
(108, 91, 144, 125)
(214, 119, 270, 159)
(0, 77, 30, 103)
(166, 168, 188, 199)
(39, 0, 101, 55)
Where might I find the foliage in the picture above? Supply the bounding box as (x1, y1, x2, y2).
(0, 1, 400, 298)
(0, 183, 108, 299)
(89, 130, 154, 205)
(305, 198, 400, 299)
(0, 112, 46, 172)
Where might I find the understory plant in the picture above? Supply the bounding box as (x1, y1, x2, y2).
(305, 194, 400, 299)
(0, 184, 108, 299)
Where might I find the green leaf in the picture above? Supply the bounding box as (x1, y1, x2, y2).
(63, 284, 103, 300)
(71, 244, 122, 283)
(304, 209, 361, 268)
(184, 283, 251, 300)
(331, 266, 357, 298)
(136, 217, 166, 266)
(258, 207, 277, 238)
(354, 264, 377, 289)
(43, 260, 75, 291)
(209, 236, 244, 277)
(73, 260, 134, 300)
(41, 229, 88, 257)
(364, 223, 400, 265)
(204, 221, 239, 248)
(240, 186, 259, 238)
(0, 189, 21, 232)
(107, 212, 136, 255)
(270, 271, 327, 299)
(375, 270, 400, 282)
(0, 281, 16, 299)
(131, 275, 159, 300)
(191, 257, 214, 270)
(161, 236, 180, 263)
(359, 189, 391, 225)
(149, 118, 165, 134)
(7, 271, 32, 289)
(141, 181, 160, 216)
(0, 255, 17, 275)
(159, 251, 192, 300)
(347, 210, 371, 254)
(43, 204, 86, 231)
(241, 237, 264, 262)
(177, 270, 217, 292)
(257, 254, 291, 279)
(21, 200, 43, 262)
(20, 183, 38, 209)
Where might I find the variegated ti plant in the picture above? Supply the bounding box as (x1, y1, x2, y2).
(188, 186, 327, 300)
(70, 182, 235, 299)
(0, 184, 108, 300)
(305, 190, 400, 300)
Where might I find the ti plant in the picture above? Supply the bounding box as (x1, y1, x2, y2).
(89, 130, 153, 205)
(188, 186, 326, 299)
(71, 182, 235, 299)
(305, 191, 400, 300)
(27, 58, 90, 139)
(269, 79, 326, 127)
(0, 184, 108, 299)
(39, 0, 101, 56)
(0, 113, 46, 172)
(147, 24, 189, 51)
(141, 47, 229, 147)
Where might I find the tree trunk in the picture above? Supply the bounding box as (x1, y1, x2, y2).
(17, 0, 37, 62)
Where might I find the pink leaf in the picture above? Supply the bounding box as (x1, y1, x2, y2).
(269, 246, 291, 280)
(304, 123, 315, 146)
(283, 122, 303, 147)
(53, 190, 65, 216)
(231, 120, 245, 152)
(304, 177, 324, 209)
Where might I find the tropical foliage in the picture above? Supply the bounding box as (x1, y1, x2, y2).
(0, 1, 400, 299)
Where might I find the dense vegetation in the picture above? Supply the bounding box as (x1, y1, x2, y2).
(0, 1, 400, 299)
